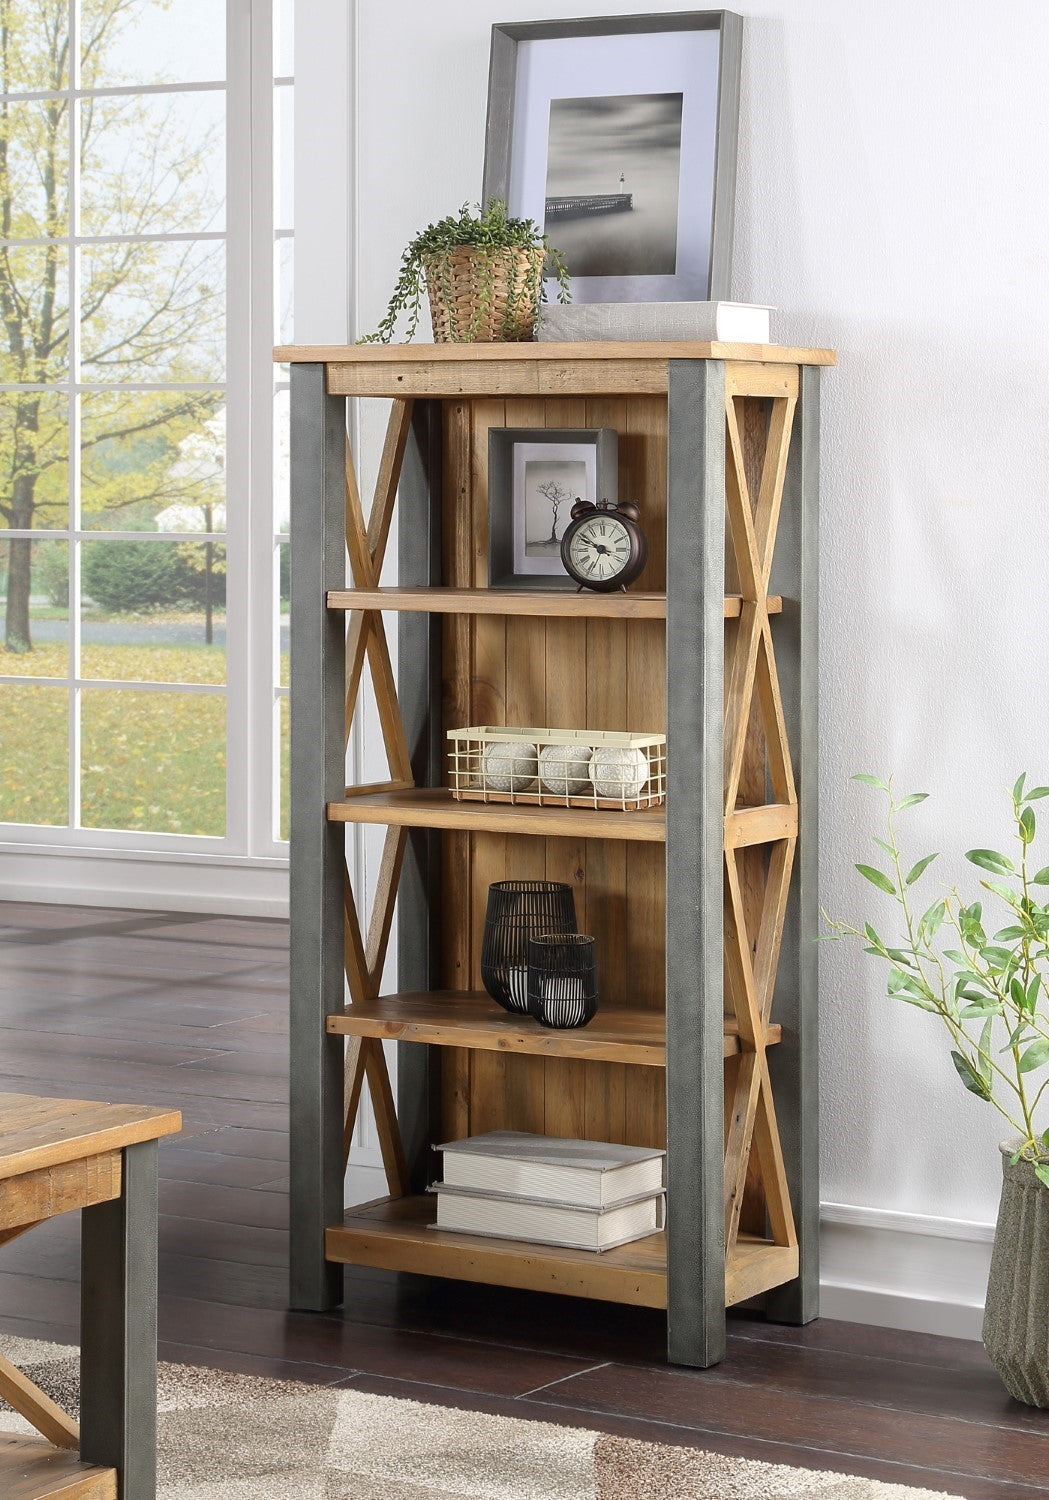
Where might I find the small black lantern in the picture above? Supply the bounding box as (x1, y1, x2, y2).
(527, 933, 598, 1029)
(480, 880, 577, 1014)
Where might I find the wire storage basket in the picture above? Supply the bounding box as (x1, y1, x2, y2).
(447, 726, 667, 812)
(480, 881, 578, 1014)
(527, 934, 598, 1030)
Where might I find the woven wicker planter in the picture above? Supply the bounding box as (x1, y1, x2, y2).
(983, 1141, 1049, 1406)
(423, 245, 545, 343)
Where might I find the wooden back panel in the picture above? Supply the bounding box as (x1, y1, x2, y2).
(438, 396, 669, 1149)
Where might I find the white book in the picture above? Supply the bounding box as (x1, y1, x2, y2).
(438, 1131, 665, 1209)
(433, 1183, 665, 1252)
(537, 300, 773, 345)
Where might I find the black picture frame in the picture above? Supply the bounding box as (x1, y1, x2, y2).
(488, 427, 619, 590)
(482, 11, 742, 305)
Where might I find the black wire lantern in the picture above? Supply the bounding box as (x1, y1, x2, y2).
(480, 880, 577, 1014)
(527, 934, 598, 1029)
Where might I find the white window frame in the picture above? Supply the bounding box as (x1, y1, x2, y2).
(0, 0, 290, 871)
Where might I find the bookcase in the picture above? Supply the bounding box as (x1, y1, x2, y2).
(281, 339, 833, 1368)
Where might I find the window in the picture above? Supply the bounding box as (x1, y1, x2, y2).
(0, 0, 291, 857)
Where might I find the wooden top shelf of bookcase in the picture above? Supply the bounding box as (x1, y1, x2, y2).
(326, 991, 781, 1066)
(326, 587, 783, 619)
(275, 340, 835, 398)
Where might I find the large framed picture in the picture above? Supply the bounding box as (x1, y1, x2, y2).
(488, 428, 619, 590)
(482, 11, 742, 305)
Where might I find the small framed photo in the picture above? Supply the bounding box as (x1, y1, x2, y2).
(488, 428, 618, 590)
(482, 11, 742, 304)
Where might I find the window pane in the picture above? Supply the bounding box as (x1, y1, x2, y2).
(0, 2, 69, 93)
(0, 538, 68, 671)
(278, 695, 289, 841)
(277, 542, 288, 686)
(81, 393, 225, 532)
(81, 239, 225, 382)
(81, 540, 226, 683)
(276, 238, 293, 345)
(0, 247, 69, 383)
(0, 100, 70, 237)
(81, 0, 225, 87)
(276, 0, 294, 75)
(81, 90, 225, 236)
(81, 689, 225, 835)
(275, 84, 293, 232)
(274, 389, 289, 532)
(1, 392, 68, 530)
(0, 684, 68, 826)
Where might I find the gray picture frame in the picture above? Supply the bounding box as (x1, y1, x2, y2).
(488, 427, 619, 590)
(482, 11, 742, 304)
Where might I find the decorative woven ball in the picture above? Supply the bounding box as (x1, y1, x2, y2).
(538, 742, 593, 797)
(482, 739, 538, 792)
(588, 745, 650, 801)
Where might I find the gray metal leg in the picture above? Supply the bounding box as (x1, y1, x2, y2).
(289, 362, 347, 1310)
(397, 399, 443, 1191)
(79, 1140, 158, 1499)
(765, 365, 821, 1324)
(665, 359, 727, 1367)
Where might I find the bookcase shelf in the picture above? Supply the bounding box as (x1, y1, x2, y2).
(286, 340, 829, 1368)
(325, 990, 783, 1067)
(326, 586, 784, 619)
(325, 1195, 799, 1311)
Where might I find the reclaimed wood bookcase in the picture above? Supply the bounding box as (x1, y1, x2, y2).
(281, 339, 833, 1368)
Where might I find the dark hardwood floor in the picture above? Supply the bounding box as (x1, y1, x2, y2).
(0, 899, 1046, 1497)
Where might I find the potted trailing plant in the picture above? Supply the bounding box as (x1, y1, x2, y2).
(827, 774, 1049, 1406)
(361, 200, 570, 345)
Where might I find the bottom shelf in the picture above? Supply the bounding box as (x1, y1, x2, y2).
(0, 1433, 116, 1499)
(325, 1195, 798, 1310)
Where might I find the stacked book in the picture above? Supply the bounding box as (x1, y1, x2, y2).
(430, 1130, 665, 1253)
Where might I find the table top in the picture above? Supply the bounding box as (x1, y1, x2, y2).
(0, 1093, 182, 1180)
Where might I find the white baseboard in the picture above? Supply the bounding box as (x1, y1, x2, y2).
(0, 846, 289, 918)
(819, 1201, 994, 1341)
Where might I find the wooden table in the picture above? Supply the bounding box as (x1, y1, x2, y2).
(0, 1093, 181, 1500)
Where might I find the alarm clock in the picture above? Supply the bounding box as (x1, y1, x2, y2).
(559, 499, 649, 593)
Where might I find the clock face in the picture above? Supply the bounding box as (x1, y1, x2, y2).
(566, 514, 632, 585)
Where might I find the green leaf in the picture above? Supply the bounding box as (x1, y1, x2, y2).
(1032, 867, 1049, 887)
(853, 773, 888, 790)
(1026, 787, 1049, 802)
(1027, 975, 1042, 1011)
(994, 926, 1026, 942)
(951, 1049, 992, 1100)
(959, 1000, 1003, 1018)
(920, 900, 947, 937)
(873, 836, 896, 856)
(1020, 807, 1037, 845)
(981, 946, 1014, 969)
(982, 879, 1018, 903)
(896, 793, 929, 811)
(856, 863, 896, 895)
(863, 922, 884, 949)
(978, 1019, 994, 1089)
(1018, 1039, 1049, 1073)
(1014, 773, 1028, 802)
(897, 992, 938, 1012)
(966, 849, 1016, 875)
(1011, 977, 1028, 1010)
(905, 853, 939, 887)
(1034, 1164, 1049, 1191)
(1041, 1127, 1049, 1151)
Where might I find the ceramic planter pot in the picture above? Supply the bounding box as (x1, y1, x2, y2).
(983, 1140, 1049, 1406)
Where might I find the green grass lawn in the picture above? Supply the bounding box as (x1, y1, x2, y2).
(1, 638, 290, 837)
